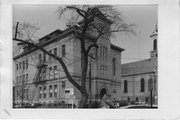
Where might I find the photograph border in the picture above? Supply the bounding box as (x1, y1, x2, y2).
(0, 0, 180, 119)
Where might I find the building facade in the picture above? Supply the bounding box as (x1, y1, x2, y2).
(13, 13, 124, 105)
(121, 25, 158, 105)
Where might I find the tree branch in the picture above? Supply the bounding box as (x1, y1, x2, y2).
(67, 6, 86, 18)
(15, 22, 19, 39)
(86, 44, 99, 55)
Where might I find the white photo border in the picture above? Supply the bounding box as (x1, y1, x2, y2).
(0, 0, 180, 119)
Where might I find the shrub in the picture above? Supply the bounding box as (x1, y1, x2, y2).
(118, 100, 129, 107)
(90, 101, 101, 108)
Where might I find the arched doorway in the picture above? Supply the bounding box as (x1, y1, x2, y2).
(100, 88, 107, 99)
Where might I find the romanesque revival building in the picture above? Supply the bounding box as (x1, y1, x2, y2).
(13, 11, 124, 105)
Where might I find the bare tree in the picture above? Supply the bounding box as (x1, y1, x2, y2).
(56, 5, 135, 107)
(13, 22, 40, 106)
(13, 5, 135, 108)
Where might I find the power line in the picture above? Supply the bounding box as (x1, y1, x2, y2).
(66, 52, 81, 59)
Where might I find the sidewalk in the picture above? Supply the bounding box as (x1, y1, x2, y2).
(119, 105, 139, 109)
(119, 104, 158, 109)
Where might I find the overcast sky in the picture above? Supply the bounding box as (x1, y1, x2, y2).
(13, 4, 157, 64)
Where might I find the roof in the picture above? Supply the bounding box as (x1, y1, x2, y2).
(13, 27, 76, 59)
(39, 29, 62, 43)
(121, 59, 157, 76)
(13, 10, 123, 59)
(14, 27, 125, 59)
(111, 44, 125, 52)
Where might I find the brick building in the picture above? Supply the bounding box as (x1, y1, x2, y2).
(121, 25, 158, 105)
(13, 12, 124, 105)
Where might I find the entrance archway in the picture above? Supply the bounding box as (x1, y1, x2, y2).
(100, 88, 107, 99)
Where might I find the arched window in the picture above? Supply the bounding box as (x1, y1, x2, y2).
(112, 58, 116, 76)
(153, 39, 157, 50)
(140, 78, 145, 92)
(124, 80, 128, 93)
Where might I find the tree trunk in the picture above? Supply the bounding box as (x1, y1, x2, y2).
(79, 92, 89, 108)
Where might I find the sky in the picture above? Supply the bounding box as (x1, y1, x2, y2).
(13, 4, 157, 64)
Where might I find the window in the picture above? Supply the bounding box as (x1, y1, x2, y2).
(38, 54, 42, 64)
(19, 62, 21, 70)
(105, 47, 107, 61)
(26, 74, 28, 84)
(43, 53, 46, 63)
(23, 74, 25, 84)
(19, 90, 22, 99)
(136, 97, 139, 102)
(145, 97, 148, 103)
(54, 85, 57, 98)
(25, 89, 28, 100)
(112, 58, 116, 76)
(39, 87, 42, 98)
(43, 69, 46, 80)
(43, 86, 46, 98)
(49, 85, 52, 98)
(49, 50, 52, 61)
(61, 45, 66, 57)
(16, 76, 18, 85)
(19, 76, 21, 85)
(140, 78, 145, 92)
(124, 80, 128, 93)
(153, 39, 157, 50)
(23, 61, 25, 70)
(54, 66, 58, 78)
(17, 90, 19, 100)
(49, 67, 53, 79)
(113, 89, 116, 93)
(26, 59, 28, 69)
(16, 64, 18, 71)
(62, 81, 65, 88)
(53, 48, 57, 56)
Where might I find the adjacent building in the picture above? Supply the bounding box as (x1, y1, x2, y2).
(121, 25, 158, 105)
(13, 11, 124, 105)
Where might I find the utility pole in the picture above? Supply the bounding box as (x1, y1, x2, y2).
(149, 77, 153, 108)
(150, 88, 153, 107)
(89, 60, 91, 108)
